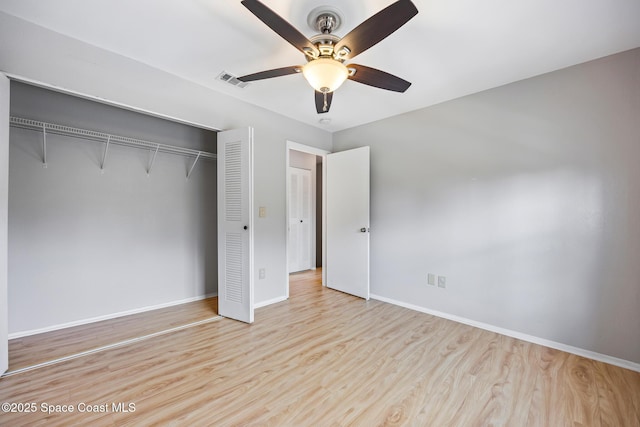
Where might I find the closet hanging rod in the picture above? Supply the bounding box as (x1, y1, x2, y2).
(9, 116, 217, 160)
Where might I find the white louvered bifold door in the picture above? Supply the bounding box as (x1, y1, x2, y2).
(217, 127, 254, 323)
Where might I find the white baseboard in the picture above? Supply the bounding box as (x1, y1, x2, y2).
(370, 293, 640, 373)
(254, 295, 288, 309)
(9, 292, 218, 339)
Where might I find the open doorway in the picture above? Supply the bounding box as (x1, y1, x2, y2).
(286, 142, 329, 298)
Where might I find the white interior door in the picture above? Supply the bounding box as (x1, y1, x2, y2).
(326, 146, 370, 299)
(0, 74, 9, 374)
(218, 127, 254, 323)
(288, 167, 312, 273)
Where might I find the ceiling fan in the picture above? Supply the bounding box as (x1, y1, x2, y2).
(238, 0, 419, 114)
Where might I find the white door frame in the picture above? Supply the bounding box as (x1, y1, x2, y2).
(0, 73, 10, 375)
(285, 141, 330, 298)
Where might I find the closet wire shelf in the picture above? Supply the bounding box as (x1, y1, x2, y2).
(9, 116, 216, 177)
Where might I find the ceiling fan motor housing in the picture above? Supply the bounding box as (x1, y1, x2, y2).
(309, 34, 341, 59)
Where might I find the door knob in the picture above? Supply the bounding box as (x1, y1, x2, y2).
(244, 225, 248, 230)
(360, 227, 369, 233)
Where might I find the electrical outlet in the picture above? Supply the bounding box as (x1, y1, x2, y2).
(438, 276, 446, 288)
(259, 207, 267, 218)
(259, 268, 266, 280)
(427, 273, 436, 286)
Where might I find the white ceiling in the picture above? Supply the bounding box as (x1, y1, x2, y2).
(1, 0, 639, 132)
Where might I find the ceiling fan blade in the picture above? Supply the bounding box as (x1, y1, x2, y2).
(334, 0, 418, 60)
(241, 0, 319, 57)
(238, 66, 301, 82)
(348, 64, 411, 92)
(315, 91, 333, 114)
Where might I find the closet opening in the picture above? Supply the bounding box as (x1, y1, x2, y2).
(5, 81, 219, 374)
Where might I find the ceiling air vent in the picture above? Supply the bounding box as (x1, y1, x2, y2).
(216, 71, 248, 88)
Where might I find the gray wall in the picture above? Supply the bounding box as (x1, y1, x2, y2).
(8, 82, 217, 334)
(333, 48, 640, 364)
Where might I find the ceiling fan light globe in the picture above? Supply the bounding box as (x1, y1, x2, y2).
(302, 58, 349, 93)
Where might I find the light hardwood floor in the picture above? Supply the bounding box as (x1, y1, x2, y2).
(8, 296, 218, 372)
(1, 269, 639, 426)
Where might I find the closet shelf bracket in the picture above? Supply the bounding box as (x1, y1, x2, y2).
(147, 145, 160, 176)
(100, 135, 111, 172)
(42, 124, 47, 168)
(186, 151, 202, 180)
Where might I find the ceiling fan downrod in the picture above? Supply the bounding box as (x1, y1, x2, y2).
(315, 13, 338, 34)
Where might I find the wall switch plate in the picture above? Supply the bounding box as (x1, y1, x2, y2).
(438, 276, 446, 288)
(259, 207, 266, 218)
(259, 268, 266, 280)
(427, 273, 436, 286)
